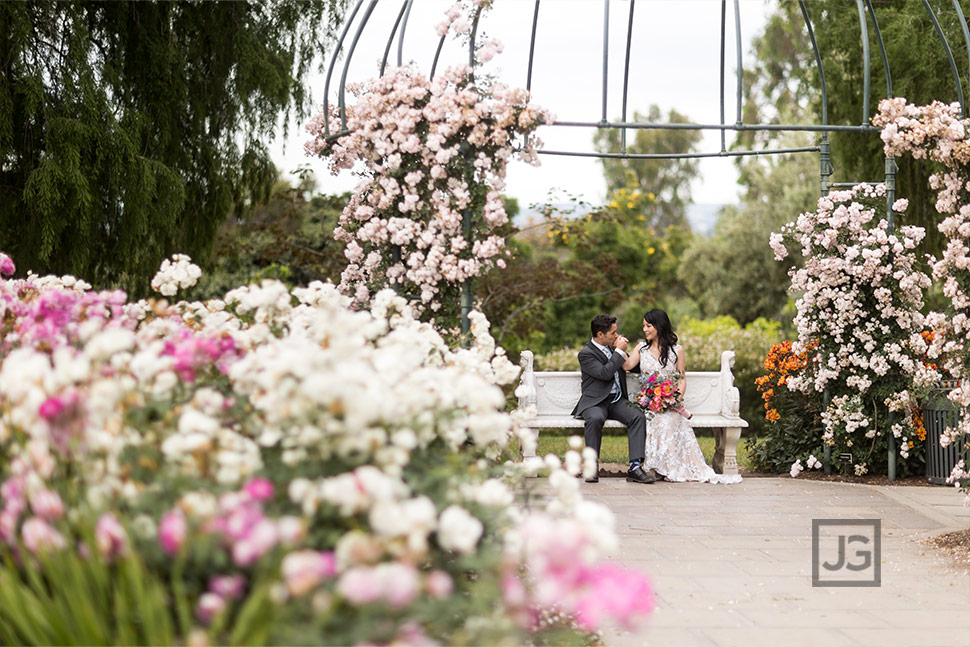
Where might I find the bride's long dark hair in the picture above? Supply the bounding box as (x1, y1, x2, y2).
(643, 308, 678, 368)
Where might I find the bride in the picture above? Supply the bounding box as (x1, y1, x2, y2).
(623, 309, 742, 484)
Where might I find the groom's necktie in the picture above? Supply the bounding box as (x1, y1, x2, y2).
(602, 346, 623, 404)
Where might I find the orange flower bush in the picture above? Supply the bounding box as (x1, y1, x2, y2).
(755, 341, 814, 422)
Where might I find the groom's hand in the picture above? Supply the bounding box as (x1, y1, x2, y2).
(615, 335, 629, 351)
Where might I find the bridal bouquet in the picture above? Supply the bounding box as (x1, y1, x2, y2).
(637, 372, 692, 419)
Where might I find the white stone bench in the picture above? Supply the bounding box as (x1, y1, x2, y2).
(515, 349, 748, 475)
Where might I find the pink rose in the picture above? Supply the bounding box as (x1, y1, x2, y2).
(30, 489, 64, 521)
(195, 592, 226, 625)
(38, 397, 66, 421)
(281, 550, 337, 596)
(231, 519, 278, 567)
(574, 564, 653, 631)
(244, 478, 274, 502)
(426, 570, 453, 599)
(382, 563, 419, 609)
(210, 574, 246, 601)
(158, 509, 188, 556)
(21, 517, 66, 554)
(95, 513, 128, 558)
(337, 566, 383, 606)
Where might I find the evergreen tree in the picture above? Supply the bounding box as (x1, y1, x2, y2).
(742, 0, 970, 255)
(0, 0, 345, 292)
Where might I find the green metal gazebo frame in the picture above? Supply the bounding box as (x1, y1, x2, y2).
(321, 0, 970, 480)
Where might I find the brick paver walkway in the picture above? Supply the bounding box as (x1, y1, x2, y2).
(580, 476, 970, 647)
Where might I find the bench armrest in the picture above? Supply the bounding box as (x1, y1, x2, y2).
(516, 350, 537, 411)
(719, 350, 741, 418)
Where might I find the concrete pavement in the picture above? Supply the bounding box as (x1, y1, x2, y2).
(580, 476, 970, 647)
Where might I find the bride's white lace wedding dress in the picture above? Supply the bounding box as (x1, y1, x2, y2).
(640, 345, 742, 484)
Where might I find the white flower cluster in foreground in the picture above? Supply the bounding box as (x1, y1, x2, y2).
(0, 250, 651, 643)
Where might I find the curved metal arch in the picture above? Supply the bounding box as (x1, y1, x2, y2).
(379, 1, 407, 77)
(856, 0, 871, 125)
(321, 0, 970, 148)
(322, 0, 366, 137)
(620, 0, 635, 153)
(955, 0, 970, 114)
(526, 1, 540, 92)
(397, 0, 415, 67)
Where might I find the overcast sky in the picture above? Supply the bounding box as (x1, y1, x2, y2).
(271, 0, 775, 208)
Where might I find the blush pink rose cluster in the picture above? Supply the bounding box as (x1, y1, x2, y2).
(306, 0, 552, 317)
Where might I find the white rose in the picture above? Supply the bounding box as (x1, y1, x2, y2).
(437, 505, 483, 554)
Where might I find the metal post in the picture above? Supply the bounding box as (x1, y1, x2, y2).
(823, 388, 832, 475)
(819, 137, 832, 196)
(886, 155, 898, 481)
(460, 142, 474, 345)
(460, 206, 472, 344)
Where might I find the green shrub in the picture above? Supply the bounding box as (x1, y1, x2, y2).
(677, 316, 782, 436)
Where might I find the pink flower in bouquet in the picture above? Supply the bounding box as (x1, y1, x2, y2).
(244, 477, 274, 502)
(0, 507, 20, 544)
(196, 592, 226, 625)
(95, 513, 128, 559)
(282, 550, 336, 596)
(159, 509, 188, 555)
(210, 574, 247, 601)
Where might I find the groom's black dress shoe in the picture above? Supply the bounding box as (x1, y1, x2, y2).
(584, 462, 599, 483)
(626, 465, 656, 484)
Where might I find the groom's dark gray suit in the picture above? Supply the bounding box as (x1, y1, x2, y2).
(571, 341, 646, 462)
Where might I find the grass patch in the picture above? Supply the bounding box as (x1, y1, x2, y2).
(510, 429, 754, 470)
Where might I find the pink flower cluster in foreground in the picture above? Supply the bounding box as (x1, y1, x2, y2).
(505, 514, 654, 632)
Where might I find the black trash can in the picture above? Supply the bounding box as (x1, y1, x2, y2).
(923, 382, 965, 485)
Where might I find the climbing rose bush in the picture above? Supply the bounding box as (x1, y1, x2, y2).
(770, 183, 937, 474)
(0, 254, 651, 644)
(305, 0, 552, 321)
(874, 97, 970, 500)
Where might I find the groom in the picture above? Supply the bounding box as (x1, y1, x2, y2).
(571, 314, 654, 484)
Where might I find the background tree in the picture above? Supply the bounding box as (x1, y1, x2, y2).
(679, 145, 817, 326)
(594, 105, 703, 231)
(740, 0, 970, 256)
(191, 170, 348, 300)
(525, 188, 694, 350)
(0, 0, 345, 293)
